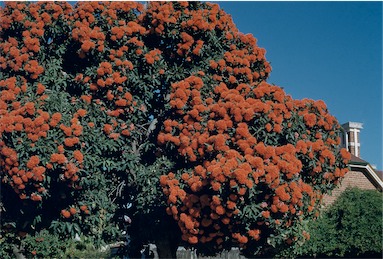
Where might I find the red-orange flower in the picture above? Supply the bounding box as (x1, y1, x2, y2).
(36, 83, 45, 94)
(73, 150, 83, 163)
(64, 137, 79, 147)
(303, 113, 317, 128)
(188, 236, 198, 244)
(69, 207, 77, 215)
(61, 209, 71, 218)
(77, 109, 87, 117)
(261, 211, 270, 218)
(50, 153, 67, 164)
(26, 155, 40, 169)
(103, 124, 113, 134)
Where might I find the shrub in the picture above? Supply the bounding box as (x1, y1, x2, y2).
(20, 229, 111, 258)
(21, 229, 67, 258)
(0, 1, 350, 257)
(0, 223, 20, 259)
(288, 187, 383, 258)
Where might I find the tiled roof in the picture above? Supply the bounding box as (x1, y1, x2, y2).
(349, 154, 368, 164)
(375, 170, 383, 181)
(349, 154, 382, 180)
(347, 154, 383, 190)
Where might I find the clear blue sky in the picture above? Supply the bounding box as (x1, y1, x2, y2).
(217, 1, 382, 170)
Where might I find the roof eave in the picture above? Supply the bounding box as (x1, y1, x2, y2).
(348, 163, 383, 191)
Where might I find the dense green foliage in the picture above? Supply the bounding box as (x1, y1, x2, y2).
(282, 188, 383, 258)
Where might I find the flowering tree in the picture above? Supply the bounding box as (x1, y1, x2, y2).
(0, 1, 350, 257)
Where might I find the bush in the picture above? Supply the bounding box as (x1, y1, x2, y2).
(21, 229, 68, 258)
(20, 229, 111, 258)
(0, 1, 350, 257)
(289, 188, 383, 258)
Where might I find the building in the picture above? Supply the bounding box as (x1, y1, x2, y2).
(322, 122, 383, 205)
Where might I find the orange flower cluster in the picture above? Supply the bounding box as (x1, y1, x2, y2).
(23, 35, 40, 53)
(1, 5, 151, 244)
(61, 209, 71, 218)
(143, 2, 179, 35)
(147, 2, 237, 35)
(91, 59, 129, 94)
(71, 1, 145, 56)
(158, 29, 350, 248)
(0, 74, 57, 199)
(144, 1, 241, 62)
(68, 3, 149, 127)
(0, 2, 72, 78)
(0, 73, 88, 199)
(111, 21, 146, 39)
(61, 205, 86, 219)
(50, 153, 67, 164)
(24, 60, 45, 80)
(71, 11, 105, 54)
(177, 32, 195, 56)
(26, 156, 40, 169)
(1, 142, 47, 201)
(145, 49, 162, 65)
(0, 37, 28, 71)
(1, 1, 351, 251)
(49, 145, 83, 183)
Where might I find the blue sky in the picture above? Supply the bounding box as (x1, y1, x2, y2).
(217, 1, 382, 170)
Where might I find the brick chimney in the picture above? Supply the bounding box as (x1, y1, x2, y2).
(341, 122, 363, 157)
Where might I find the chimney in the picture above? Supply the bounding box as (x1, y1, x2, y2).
(341, 122, 363, 157)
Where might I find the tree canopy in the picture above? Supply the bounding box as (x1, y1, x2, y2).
(0, 1, 350, 257)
